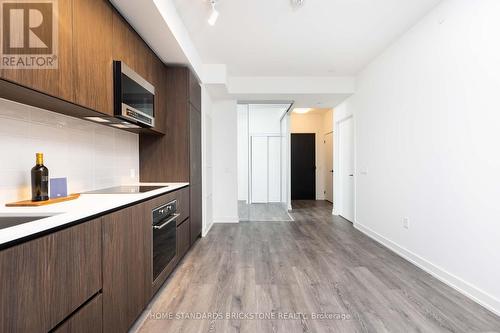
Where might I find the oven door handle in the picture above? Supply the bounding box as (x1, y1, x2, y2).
(153, 213, 180, 230)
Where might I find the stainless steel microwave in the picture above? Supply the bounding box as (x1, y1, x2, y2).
(113, 61, 155, 127)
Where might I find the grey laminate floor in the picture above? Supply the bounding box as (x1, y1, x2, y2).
(132, 200, 500, 333)
(238, 201, 293, 222)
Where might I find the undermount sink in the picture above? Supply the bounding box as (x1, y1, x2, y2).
(0, 213, 59, 230)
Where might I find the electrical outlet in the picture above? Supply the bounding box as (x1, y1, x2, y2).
(403, 217, 410, 229)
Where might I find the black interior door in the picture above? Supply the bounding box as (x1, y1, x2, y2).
(291, 133, 316, 200)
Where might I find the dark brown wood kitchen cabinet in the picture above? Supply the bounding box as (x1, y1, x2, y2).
(53, 294, 103, 333)
(190, 105, 202, 242)
(189, 70, 202, 111)
(139, 67, 202, 242)
(0, 0, 74, 102)
(112, 9, 152, 83)
(151, 56, 168, 134)
(140, 67, 189, 182)
(177, 218, 191, 259)
(102, 202, 152, 333)
(73, 0, 114, 116)
(0, 219, 102, 333)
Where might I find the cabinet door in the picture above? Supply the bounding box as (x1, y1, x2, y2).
(102, 203, 152, 333)
(112, 10, 137, 73)
(177, 218, 191, 259)
(53, 294, 102, 333)
(73, 0, 113, 116)
(152, 56, 167, 134)
(0, 219, 102, 333)
(176, 186, 190, 225)
(190, 105, 202, 185)
(189, 71, 201, 111)
(190, 183, 202, 243)
(112, 10, 152, 83)
(0, 0, 73, 101)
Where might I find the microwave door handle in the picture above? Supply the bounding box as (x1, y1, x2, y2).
(153, 213, 180, 230)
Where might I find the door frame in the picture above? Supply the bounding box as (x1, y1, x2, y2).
(324, 131, 334, 204)
(333, 115, 356, 222)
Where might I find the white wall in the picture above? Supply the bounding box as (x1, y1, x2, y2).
(0, 98, 139, 205)
(237, 104, 249, 201)
(212, 99, 239, 222)
(339, 0, 500, 315)
(280, 113, 290, 209)
(290, 111, 333, 200)
(201, 86, 214, 236)
(248, 104, 284, 135)
(237, 104, 288, 204)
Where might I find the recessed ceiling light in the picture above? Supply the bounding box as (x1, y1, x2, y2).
(293, 108, 312, 114)
(112, 123, 141, 129)
(111, 124, 129, 129)
(84, 116, 110, 123)
(208, 0, 219, 26)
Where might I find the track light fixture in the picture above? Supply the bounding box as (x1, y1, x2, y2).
(208, 0, 219, 26)
(290, 0, 305, 9)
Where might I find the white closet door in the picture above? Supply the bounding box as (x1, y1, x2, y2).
(251, 136, 268, 203)
(268, 137, 281, 202)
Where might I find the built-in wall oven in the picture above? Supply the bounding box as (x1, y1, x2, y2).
(152, 200, 178, 281)
(113, 60, 155, 127)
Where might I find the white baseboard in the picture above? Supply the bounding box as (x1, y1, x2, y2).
(213, 216, 239, 223)
(202, 221, 214, 237)
(354, 222, 500, 317)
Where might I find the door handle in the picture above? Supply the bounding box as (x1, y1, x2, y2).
(349, 174, 354, 177)
(153, 213, 180, 230)
(330, 170, 334, 173)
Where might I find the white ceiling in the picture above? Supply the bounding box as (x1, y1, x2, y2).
(173, 0, 442, 76)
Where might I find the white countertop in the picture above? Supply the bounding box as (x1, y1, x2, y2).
(0, 183, 189, 248)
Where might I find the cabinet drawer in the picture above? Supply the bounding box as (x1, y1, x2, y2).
(0, 219, 102, 333)
(53, 294, 102, 333)
(177, 218, 191, 259)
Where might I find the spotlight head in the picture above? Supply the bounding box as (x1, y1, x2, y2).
(208, 0, 219, 26)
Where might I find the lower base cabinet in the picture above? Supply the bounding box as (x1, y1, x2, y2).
(190, 183, 202, 243)
(0, 187, 194, 333)
(0, 219, 102, 333)
(177, 218, 191, 259)
(53, 294, 103, 333)
(102, 203, 153, 333)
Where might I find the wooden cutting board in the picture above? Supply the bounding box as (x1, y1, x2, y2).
(5, 194, 80, 207)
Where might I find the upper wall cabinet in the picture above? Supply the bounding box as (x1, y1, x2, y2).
(0, 0, 74, 102)
(0, 0, 166, 133)
(189, 71, 202, 112)
(112, 11, 153, 84)
(152, 56, 167, 134)
(73, 0, 114, 116)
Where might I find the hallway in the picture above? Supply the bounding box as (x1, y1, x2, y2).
(133, 201, 500, 332)
(238, 201, 293, 222)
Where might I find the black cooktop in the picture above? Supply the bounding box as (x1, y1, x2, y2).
(83, 185, 166, 194)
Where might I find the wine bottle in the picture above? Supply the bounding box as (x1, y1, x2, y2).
(31, 153, 49, 201)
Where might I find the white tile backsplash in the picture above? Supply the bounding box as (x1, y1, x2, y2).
(0, 98, 140, 204)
